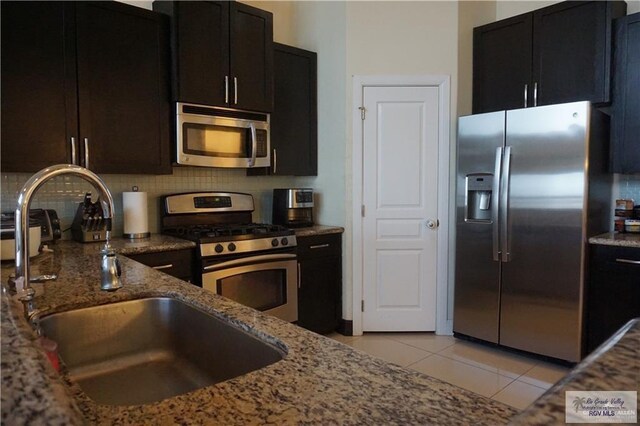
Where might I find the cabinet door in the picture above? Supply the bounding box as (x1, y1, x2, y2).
(272, 44, 317, 176)
(472, 14, 533, 114)
(298, 255, 342, 334)
(75, 2, 171, 174)
(230, 2, 273, 112)
(611, 13, 640, 174)
(174, 1, 229, 106)
(587, 245, 640, 354)
(1, 1, 78, 172)
(532, 1, 625, 106)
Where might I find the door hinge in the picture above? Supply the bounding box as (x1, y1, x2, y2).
(361, 205, 365, 217)
(361, 300, 364, 312)
(358, 106, 366, 120)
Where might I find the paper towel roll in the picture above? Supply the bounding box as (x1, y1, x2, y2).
(123, 191, 150, 239)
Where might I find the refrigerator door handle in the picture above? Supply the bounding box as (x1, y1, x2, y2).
(492, 147, 503, 261)
(500, 146, 512, 262)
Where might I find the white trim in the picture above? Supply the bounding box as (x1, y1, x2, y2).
(351, 75, 452, 336)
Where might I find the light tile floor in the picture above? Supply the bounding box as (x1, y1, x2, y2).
(328, 332, 570, 410)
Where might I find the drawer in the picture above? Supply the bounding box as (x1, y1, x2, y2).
(297, 233, 341, 259)
(590, 245, 640, 272)
(127, 249, 193, 280)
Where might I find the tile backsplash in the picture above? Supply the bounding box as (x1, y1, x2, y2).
(613, 173, 640, 203)
(1, 167, 314, 238)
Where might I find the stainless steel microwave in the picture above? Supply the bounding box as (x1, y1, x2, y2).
(176, 102, 270, 168)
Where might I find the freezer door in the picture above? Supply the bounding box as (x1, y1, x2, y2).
(453, 112, 505, 343)
(500, 101, 589, 362)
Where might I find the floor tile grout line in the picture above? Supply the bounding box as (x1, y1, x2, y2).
(432, 349, 535, 381)
(488, 376, 517, 399)
(513, 378, 551, 392)
(405, 352, 434, 369)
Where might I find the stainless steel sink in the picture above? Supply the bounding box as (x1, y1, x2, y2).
(39, 297, 284, 406)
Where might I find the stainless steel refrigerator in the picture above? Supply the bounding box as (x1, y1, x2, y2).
(453, 101, 611, 362)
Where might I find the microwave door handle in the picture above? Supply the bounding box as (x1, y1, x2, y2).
(249, 122, 257, 167)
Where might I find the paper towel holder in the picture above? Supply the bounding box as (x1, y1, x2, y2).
(123, 186, 151, 239)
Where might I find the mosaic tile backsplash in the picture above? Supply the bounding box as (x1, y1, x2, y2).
(1, 167, 314, 238)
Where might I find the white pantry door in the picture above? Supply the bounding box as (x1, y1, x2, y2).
(362, 86, 439, 331)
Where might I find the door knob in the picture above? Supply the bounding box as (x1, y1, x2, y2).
(426, 219, 439, 229)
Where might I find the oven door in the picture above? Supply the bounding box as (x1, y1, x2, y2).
(202, 254, 298, 322)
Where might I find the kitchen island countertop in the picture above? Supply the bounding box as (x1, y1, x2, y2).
(1, 239, 516, 425)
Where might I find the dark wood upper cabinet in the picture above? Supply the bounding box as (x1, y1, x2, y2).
(1, 2, 78, 172)
(154, 1, 274, 113)
(249, 43, 317, 177)
(473, 14, 533, 113)
(610, 12, 640, 173)
(1, 1, 172, 175)
(75, 2, 171, 174)
(473, 1, 626, 114)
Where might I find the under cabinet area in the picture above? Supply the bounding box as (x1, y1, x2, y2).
(1, 1, 171, 174)
(154, 1, 274, 113)
(473, 1, 626, 114)
(127, 249, 194, 283)
(297, 233, 342, 334)
(610, 12, 640, 174)
(586, 244, 640, 354)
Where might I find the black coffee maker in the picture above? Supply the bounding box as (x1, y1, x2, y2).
(272, 189, 314, 228)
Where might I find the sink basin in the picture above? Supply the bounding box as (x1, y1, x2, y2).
(39, 297, 284, 406)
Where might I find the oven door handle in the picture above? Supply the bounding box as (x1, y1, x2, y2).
(203, 254, 297, 271)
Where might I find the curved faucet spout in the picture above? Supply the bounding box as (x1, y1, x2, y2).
(14, 164, 121, 301)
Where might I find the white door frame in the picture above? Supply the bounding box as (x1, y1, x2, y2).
(352, 75, 451, 336)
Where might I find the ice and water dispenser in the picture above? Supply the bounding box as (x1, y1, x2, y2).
(465, 174, 493, 222)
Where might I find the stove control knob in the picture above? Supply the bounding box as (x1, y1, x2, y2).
(271, 238, 279, 247)
(228, 243, 237, 252)
(281, 237, 289, 246)
(215, 244, 224, 254)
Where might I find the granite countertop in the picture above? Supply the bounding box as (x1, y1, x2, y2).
(292, 224, 344, 237)
(1, 238, 517, 425)
(511, 318, 640, 424)
(589, 232, 640, 248)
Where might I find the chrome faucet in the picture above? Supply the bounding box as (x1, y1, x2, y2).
(12, 164, 122, 305)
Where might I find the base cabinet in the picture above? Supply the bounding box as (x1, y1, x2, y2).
(297, 233, 342, 334)
(127, 249, 194, 283)
(586, 244, 640, 354)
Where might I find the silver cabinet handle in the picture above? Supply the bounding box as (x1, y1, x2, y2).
(310, 244, 330, 249)
(248, 122, 257, 167)
(273, 148, 277, 174)
(225, 76, 229, 104)
(83, 138, 90, 169)
(234, 77, 238, 105)
(492, 147, 503, 261)
(500, 146, 512, 262)
(616, 258, 640, 265)
(297, 262, 301, 288)
(70, 137, 77, 165)
(152, 264, 173, 270)
(524, 84, 528, 108)
(533, 82, 538, 107)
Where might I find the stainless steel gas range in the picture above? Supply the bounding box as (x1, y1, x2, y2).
(161, 192, 297, 322)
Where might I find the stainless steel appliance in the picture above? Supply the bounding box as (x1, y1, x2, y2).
(161, 192, 297, 322)
(453, 101, 611, 362)
(272, 188, 314, 228)
(175, 102, 270, 168)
